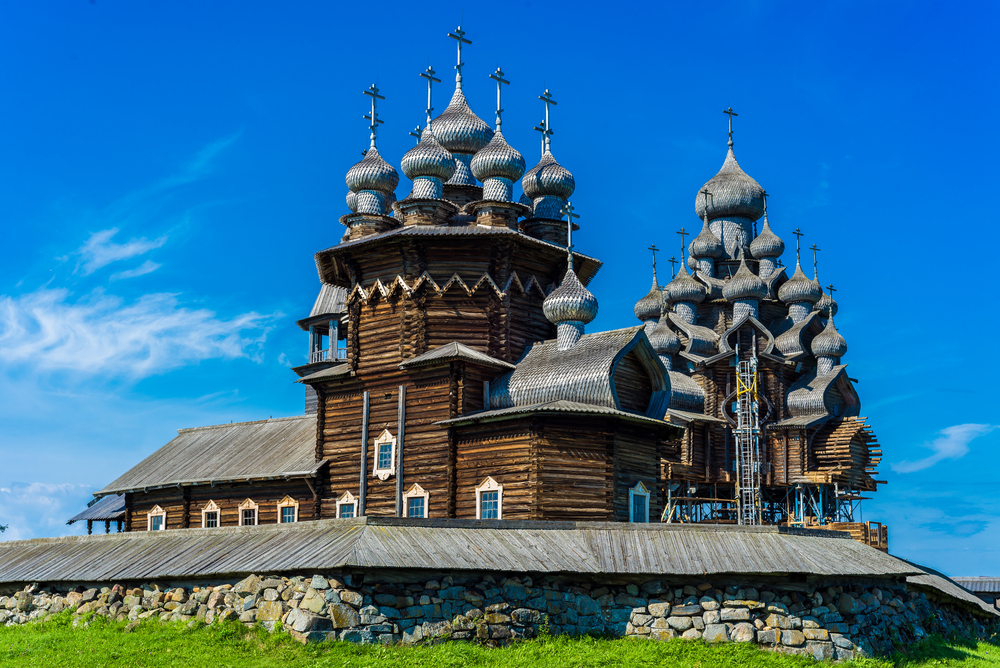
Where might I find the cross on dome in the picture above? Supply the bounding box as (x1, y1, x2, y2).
(447, 26, 471, 89)
(723, 106, 738, 147)
(677, 228, 689, 264)
(793, 228, 804, 261)
(489, 67, 509, 129)
(532, 119, 550, 157)
(810, 243, 821, 279)
(648, 244, 659, 281)
(539, 89, 557, 151)
(408, 125, 422, 144)
(668, 255, 678, 279)
(362, 84, 385, 149)
(560, 201, 579, 269)
(419, 66, 441, 124)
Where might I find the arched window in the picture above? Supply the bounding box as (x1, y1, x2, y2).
(147, 505, 166, 531)
(336, 491, 357, 519)
(629, 481, 650, 523)
(475, 477, 503, 520)
(277, 496, 299, 523)
(238, 498, 258, 526)
(402, 483, 429, 518)
(373, 429, 396, 480)
(201, 500, 220, 528)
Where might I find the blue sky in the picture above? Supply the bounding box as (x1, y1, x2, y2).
(0, 1, 997, 575)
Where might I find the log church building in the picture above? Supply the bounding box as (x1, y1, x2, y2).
(71, 28, 886, 549)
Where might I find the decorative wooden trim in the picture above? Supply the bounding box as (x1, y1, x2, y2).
(395, 385, 406, 517)
(373, 429, 396, 481)
(402, 483, 429, 518)
(359, 391, 369, 516)
(336, 491, 357, 518)
(629, 481, 651, 523)
(475, 477, 503, 520)
(201, 500, 220, 528)
(277, 495, 299, 523)
(147, 505, 166, 531)
(238, 498, 258, 526)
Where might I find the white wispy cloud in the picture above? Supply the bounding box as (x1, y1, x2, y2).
(892, 423, 998, 473)
(0, 482, 93, 541)
(75, 228, 167, 275)
(110, 260, 161, 281)
(0, 286, 280, 378)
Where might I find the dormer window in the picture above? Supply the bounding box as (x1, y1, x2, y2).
(403, 483, 429, 518)
(629, 481, 650, 523)
(336, 491, 357, 519)
(475, 477, 503, 520)
(277, 496, 299, 523)
(201, 500, 220, 528)
(239, 498, 258, 526)
(373, 429, 396, 480)
(147, 505, 166, 531)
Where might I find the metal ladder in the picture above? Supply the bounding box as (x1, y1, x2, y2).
(734, 351, 762, 525)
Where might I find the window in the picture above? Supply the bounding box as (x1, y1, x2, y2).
(336, 491, 357, 519)
(629, 481, 650, 523)
(277, 496, 299, 523)
(147, 505, 166, 531)
(373, 429, 396, 480)
(201, 500, 220, 528)
(403, 483, 429, 518)
(475, 477, 503, 520)
(238, 498, 258, 526)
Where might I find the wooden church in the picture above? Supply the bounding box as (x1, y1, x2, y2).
(81, 28, 885, 548)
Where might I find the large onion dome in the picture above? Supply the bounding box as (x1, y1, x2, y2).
(345, 147, 399, 195)
(694, 147, 766, 221)
(401, 126, 456, 182)
(634, 275, 663, 323)
(648, 312, 681, 356)
(750, 217, 785, 259)
(664, 264, 707, 304)
(543, 268, 598, 325)
(471, 129, 526, 182)
(815, 285, 839, 317)
(432, 88, 494, 155)
(778, 261, 822, 304)
(722, 255, 767, 302)
(522, 150, 576, 201)
(811, 317, 847, 358)
(690, 218, 724, 259)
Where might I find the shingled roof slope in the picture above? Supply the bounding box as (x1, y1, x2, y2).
(67, 494, 126, 525)
(96, 415, 321, 496)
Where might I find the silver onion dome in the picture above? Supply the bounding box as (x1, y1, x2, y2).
(815, 285, 839, 317)
(811, 317, 847, 358)
(633, 276, 663, 323)
(346, 191, 358, 213)
(401, 126, 456, 182)
(431, 88, 494, 155)
(543, 268, 598, 325)
(694, 147, 766, 221)
(522, 150, 576, 200)
(664, 264, 707, 304)
(518, 192, 532, 207)
(778, 261, 822, 305)
(750, 217, 785, 259)
(471, 129, 526, 183)
(648, 311, 681, 356)
(690, 218, 724, 259)
(722, 255, 767, 302)
(345, 147, 399, 195)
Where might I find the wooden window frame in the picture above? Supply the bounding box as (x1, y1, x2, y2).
(629, 481, 650, 523)
(475, 477, 503, 520)
(402, 483, 429, 518)
(147, 505, 166, 531)
(277, 496, 299, 523)
(373, 429, 396, 481)
(201, 500, 220, 528)
(238, 498, 259, 526)
(336, 491, 357, 519)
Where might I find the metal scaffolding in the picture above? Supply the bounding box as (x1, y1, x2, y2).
(734, 349, 762, 525)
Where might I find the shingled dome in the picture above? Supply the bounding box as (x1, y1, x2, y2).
(664, 264, 707, 304)
(695, 147, 765, 221)
(432, 88, 494, 155)
(750, 217, 785, 259)
(634, 275, 663, 323)
(778, 261, 823, 305)
(401, 126, 457, 182)
(543, 268, 598, 325)
(723, 255, 767, 302)
(522, 150, 576, 201)
(346, 147, 399, 195)
(811, 317, 847, 359)
(471, 129, 526, 183)
(690, 218, 724, 259)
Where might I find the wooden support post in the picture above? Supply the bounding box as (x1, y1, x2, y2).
(104, 520, 111, 534)
(117, 520, 123, 533)
(308, 325, 316, 358)
(483, 380, 490, 410)
(124, 494, 132, 532)
(329, 320, 337, 356)
(359, 391, 369, 517)
(395, 385, 406, 517)
(87, 520, 93, 535)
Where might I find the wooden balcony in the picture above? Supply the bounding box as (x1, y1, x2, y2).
(309, 349, 348, 364)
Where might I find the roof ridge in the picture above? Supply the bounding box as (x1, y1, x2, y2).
(177, 414, 312, 434)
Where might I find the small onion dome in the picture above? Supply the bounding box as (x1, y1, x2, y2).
(648, 312, 681, 356)
(471, 129, 526, 183)
(346, 191, 358, 213)
(401, 126, 456, 182)
(522, 150, 576, 201)
(431, 88, 494, 154)
(811, 317, 847, 358)
(634, 276, 662, 322)
(518, 192, 532, 207)
(815, 285, 839, 317)
(345, 147, 399, 195)
(664, 263, 707, 304)
(690, 218, 724, 259)
(694, 147, 766, 221)
(750, 218, 784, 259)
(543, 268, 598, 325)
(722, 255, 767, 302)
(778, 261, 822, 305)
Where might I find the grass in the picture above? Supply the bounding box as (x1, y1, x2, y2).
(0, 611, 997, 668)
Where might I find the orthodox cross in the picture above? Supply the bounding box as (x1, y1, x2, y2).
(447, 26, 471, 88)
(810, 244, 821, 279)
(758, 190, 768, 237)
(700, 187, 712, 218)
(489, 67, 509, 129)
(560, 201, 579, 270)
(409, 126, 422, 144)
(668, 255, 678, 279)
(792, 228, 804, 261)
(723, 107, 738, 146)
(648, 244, 659, 282)
(362, 84, 385, 149)
(826, 283, 837, 298)
(419, 66, 440, 123)
(539, 89, 557, 151)
(533, 119, 549, 157)
(677, 227, 689, 264)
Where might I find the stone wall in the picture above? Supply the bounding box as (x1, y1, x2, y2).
(1, 571, 996, 660)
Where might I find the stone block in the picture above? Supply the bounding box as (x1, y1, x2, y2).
(720, 608, 749, 622)
(834, 647, 855, 661)
(485, 612, 511, 624)
(329, 602, 361, 628)
(341, 628, 377, 644)
(757, 629, 778, 645)
(731, 622, 755, 642)
(671, 604, 702, 616)
(666, 616, 693, 631)
(238, 610, 256, 624)
(681, 628, 702, 640)
(647, 601, 671, 617)
(452, 614, 475, 631)
(340, 591, 364, 608)
(781, 629, 806, 647)
(511, 608, 542, 624)
(631, 613, 653, 626)
(650, 629, 676, 641)
(838, 594, 862, 615)
(803, 628, 829, 641)
(256, 601, 284, 622)
(806, 640, 835, 661)
(490, 624, 512, 640)
(16, 593, 32, 613)
(615, 593, 646, 607)
(703, 610, 720, 624)
(503, 583, 527, 601)
(826, 622, 849, 633)
(81, 589, 98, 603)
(422, 620, 452, 637)
(576, 595, 600, 616)
(380, 606, 401, 619)
(765, 613, 790, 629)
(831, 633, 853, 649)
(699, 596, 720, 611)
(310, 575, 329, 590)
(234, 575, 263, 597)
(401, 605, 425, 619)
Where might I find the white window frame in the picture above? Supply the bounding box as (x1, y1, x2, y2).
(629, 481, 650, 523)
(238, 498, 259, 526)
(336, 491, 357, 519)
(147, 505, 166, 531)
(373, 429, 396, 480)
(201, 500, 220, 528)
(402, 483, 429, 518)
(475, 477, 503, 520)
(277, 495, 299, 523)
